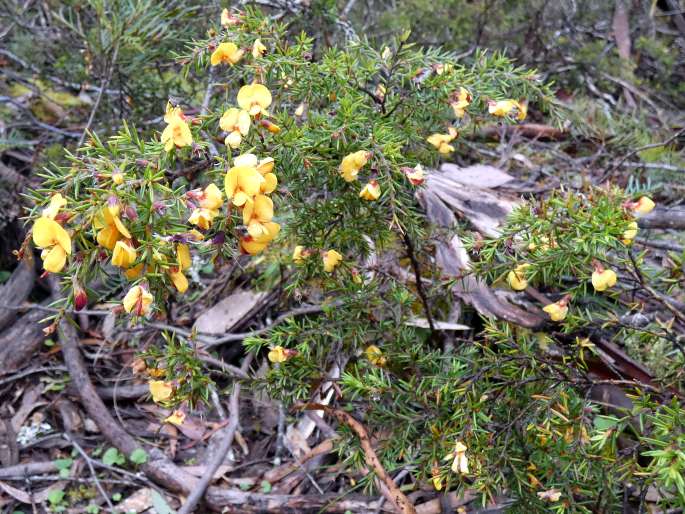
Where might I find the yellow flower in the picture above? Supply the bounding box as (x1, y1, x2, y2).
(293, 245, 310, 263)
(252, 38, 267, 58)
(268, 345, 288, 363)
(165, 410, 186, 426)
(149, 380, 173, 403)
(220, 108, 251, 148)
(622, 221, 638, 244)
(210, 42, 244, 66)
(42, 193, 67, 219)
(488, 99, 519, 117)
(404, 164, 425, 186)
(294, 103, 305, 117)
(323, 249, 343, 272)
(220, 8, 239, 27)
(592, 268, 617, 292)
(507, 264, 529, 291)
(339, 150, 370, 182)
(169, 268, 189, 293)
(237, 83, 272, 117)
(123, 285, 154, 315)
(516, 100, 528, 121)
(634, 196, 655, 215)
(177, 244, 191, 270)
(161, 103, 192, 151)
(240, 221, 280, 255)
(359, 180, 381, 201)
(188, 208, 216, 230)
(199, 183, 224, 211)
(365, 345, 387, 366)
(234, 154, 277, 194)
(543, 296, 569, 322)
(33, 217, 72, 273)
(431, 465, 443, 491)
(450, 87, 472, 118)
(444, 441, 469, 475)
(124, 263, 145, 280)
(112, 171, 124, 185)
(225, 163, 265, 206)
(243, 194, 274, 237)
(260, 119, 281, 134)
(112, 240, 136, 268)
(427, 127, 458, 154)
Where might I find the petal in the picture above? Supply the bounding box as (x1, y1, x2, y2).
(97, 226, 120, 250)
(113, 215, 131, 239)
(234, 153, 258, 168)
(177, 244, 191, 270)
(225, 131, 242, 148)
(253, 194, 274, 221)
(224, 167, 238, 198)
(42, 245, 67, 273)
(219, 108, 239, 131)
(261, 173, 278, 194)
(238, 110, 251, 135)
(170, 270, 189, 293)
(33, 217, 60, 248)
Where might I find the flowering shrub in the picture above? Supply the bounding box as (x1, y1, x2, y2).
(24, 6, 685, 512)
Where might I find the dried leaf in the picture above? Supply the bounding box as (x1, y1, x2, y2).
(440, 163, 514, 189)
(194, 290, 267, 336)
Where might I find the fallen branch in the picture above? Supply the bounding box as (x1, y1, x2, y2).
(638, 208, 685, 230)
(301, 403, 417, 514)
(0, 257, 35, 332)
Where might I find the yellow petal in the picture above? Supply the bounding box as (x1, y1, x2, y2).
(42, 245, 67, 273)
(542, 301, 568, 321)
(123, 285, 154, 315)
(177, 244, 191, 270)
(170, 270, 189, 293)
(97, 226, 120, 250)
(234, 153, 259, 168)
(112, 240, 136, 268)
(165, 410, 186, 426)
(359, 180, 381, 201)
(252, 38, 267, 59)
(261, 173, 278, 194)
(42, 193, 67, 219)
(113, 215, 131, 239)
(149, 380, 173, 403)
(323, 249, 343, 272)
(200, 183, 224, 211)
(124, 263, 145, 280)
(635, 196, 655, 215)
(268, 346, 287, 363)
(211, 42, 244, 66)
(592, 269, 617, 292)
(237, 84, 272, 116)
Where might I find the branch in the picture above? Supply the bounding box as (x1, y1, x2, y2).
(301, 403, 417, 514)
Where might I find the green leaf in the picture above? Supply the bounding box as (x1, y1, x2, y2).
(260, 480, 272, 493)
(129, 448, 148, 465)
(151, 490, 176, 514)
(47, 489, 65, 506)
(102, 447, 125, 466)
(53, 458, 73, 471)
(112, 493, 122, 502)
(593, 415, 619, 431)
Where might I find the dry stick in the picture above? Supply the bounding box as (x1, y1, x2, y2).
(64, 433, 115, 511)
(77, 43, 120, 148)
(402, 233, 436, 340)
(303, 403, 417, 514)
(177, 369, 245, 513)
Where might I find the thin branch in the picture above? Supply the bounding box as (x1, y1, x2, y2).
(64, 433, 115, 511)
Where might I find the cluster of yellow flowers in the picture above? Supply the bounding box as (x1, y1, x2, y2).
(427, 87, 527, 155)
(32, 194, 71, 273)
(506, 196, 655, 322)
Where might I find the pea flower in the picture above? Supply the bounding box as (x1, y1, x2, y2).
(444, 441, 469, 474)
(124, 263, 145, 281)
(365, 345, 387, 366)
(161, 103, 192, 151)
(252, 38, 267, 58)
(220, 8, 240, 27)
(323, 249, 343, 272)
(403, 164, 425, 186)
(237, 83, 272, 116)
(94, 206, 131, 250)
(42, 193, 67, 219)
(292, 245, 310, 263)
(240, 222, 280, 255)
(488, 99, 519, 117)
(542, 295, 570, 322)
(427, 127, 458, 155)
(220, 108, 251, 148)
(123, 285, 154, 315)
(431, 464, 443, 491)
(259, 119, 281, 134)
(198, 183, 224, 211)
(177, 243, 191, 270)
(243, 194, 274, 237)
(624, 196, 655, 216)
(169, 268, 188, 293)
(359, 180, 381, 201)
(268, 345, 287, 363)
(507, 263, 530, 291)
(112, 171, 124, 185)
(33, 217, 72, 273)
(234, 153, 277, 193)
(210, 42, 244, 66)
(149, 380, 173, 403)
(450, 87, 472, 118)
(622, 221, 638, 244)
(165, 410, 186, 426)
(225, 163, 265, 206)
(112, 240, 136, 268)
(591, 263, 617, 292)
(188, 208, 217, 230)
(339, 150, 370, 182)
(73, 279, 88, 311)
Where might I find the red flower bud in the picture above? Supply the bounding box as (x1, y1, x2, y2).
(73, 280, 88, 311)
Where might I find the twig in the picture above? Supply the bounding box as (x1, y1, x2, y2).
(301, 403, 417, 514)
(64, 433, 115, 511)
(177, 367, 245, 513)
(77, 43, 120, 148)
(402, 233, 437, 340)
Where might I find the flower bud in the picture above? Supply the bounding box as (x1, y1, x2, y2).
(73, 280, 88, 311)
